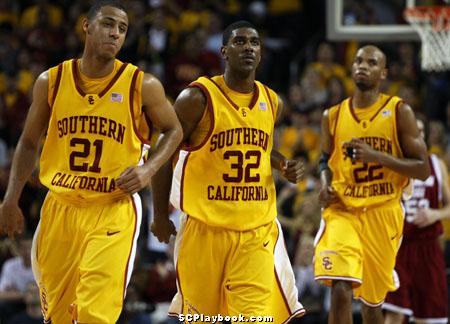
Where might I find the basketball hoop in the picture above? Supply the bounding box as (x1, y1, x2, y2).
(404, 6, 450, 71)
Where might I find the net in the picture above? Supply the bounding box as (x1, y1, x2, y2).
(404, 6, 450, 71)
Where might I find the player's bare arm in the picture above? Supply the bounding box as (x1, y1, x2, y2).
(318, 108, 340, 207)
(414, 158, 450, 227)
(343, 103, 430, 181)
(0, 72, 51, 238)
(172, 87, 207, 144)
(438, 158, 450, 214)
(151, 86, 206, 243)
(116, 73, 182, 194)
(270, 95, 304, 183)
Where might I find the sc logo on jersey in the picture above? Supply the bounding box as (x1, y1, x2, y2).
(85, 94, 99, 106)
(322, 257, 333, 270)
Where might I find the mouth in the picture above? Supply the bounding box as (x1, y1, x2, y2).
(355, 71, 368, 77)
(104, 42, 117, 49)
(241, 55, 255, 63)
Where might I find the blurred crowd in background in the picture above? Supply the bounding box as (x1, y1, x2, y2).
(0, 0, 449, 323)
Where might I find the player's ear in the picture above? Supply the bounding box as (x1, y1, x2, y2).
(381, 68, 388, 80)
(82, 18, 91, 35)
(220, 46, 227, 59)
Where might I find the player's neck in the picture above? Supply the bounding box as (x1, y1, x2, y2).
(352, 88, 380, 108)
(223, 70, 255, 93)
(79, 55, 116, 79)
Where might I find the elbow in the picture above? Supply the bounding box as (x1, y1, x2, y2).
(170, 127, 183, 151)
(175, 124, 183, 145)
(416, 161, 431, 181)
(19, 136, 40, 152)
(416, 173, 429, 181)
(163, 123, 183, 146)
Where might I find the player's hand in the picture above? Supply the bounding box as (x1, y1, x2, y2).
(343, 138, 378, 163)
(318, 185, 340, 208)
(151, 217, 177, 243)
(0, 202, 25, 240)
(116, 166, 152, 194)
(413, 208, 439, 228)
(280, 159, 304, 184)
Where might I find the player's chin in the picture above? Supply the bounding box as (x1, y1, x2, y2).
(99, 50, 118, 60)
(239, 63, 256, 73)
(355, 80, 372, 91)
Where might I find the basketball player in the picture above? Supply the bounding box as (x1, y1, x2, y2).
(151, 21, 305, 323)
(0, 1, 182, 323)
(383, 117, 449, 324)
(315, 45, 430, 324)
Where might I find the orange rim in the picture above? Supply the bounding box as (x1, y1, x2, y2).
(404, 6, 450, 30)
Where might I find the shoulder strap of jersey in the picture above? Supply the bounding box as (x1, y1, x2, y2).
(260, 82, 278, 121)
(48, 63, 63, 109)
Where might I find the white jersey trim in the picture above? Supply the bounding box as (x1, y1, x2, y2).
(382, 302, 413, 316)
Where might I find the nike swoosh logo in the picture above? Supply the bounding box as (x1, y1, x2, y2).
(263, 241, 270, 247)
(107, 230, 120, 236)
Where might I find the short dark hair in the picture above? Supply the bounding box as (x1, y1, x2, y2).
(222, 20, 256, 46)
(86, 0, 127, 21)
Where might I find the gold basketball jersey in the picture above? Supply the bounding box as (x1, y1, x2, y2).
(328, 94, 409, 208)
(39, 59, 149, 204)
(171, 76, 278, 231)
